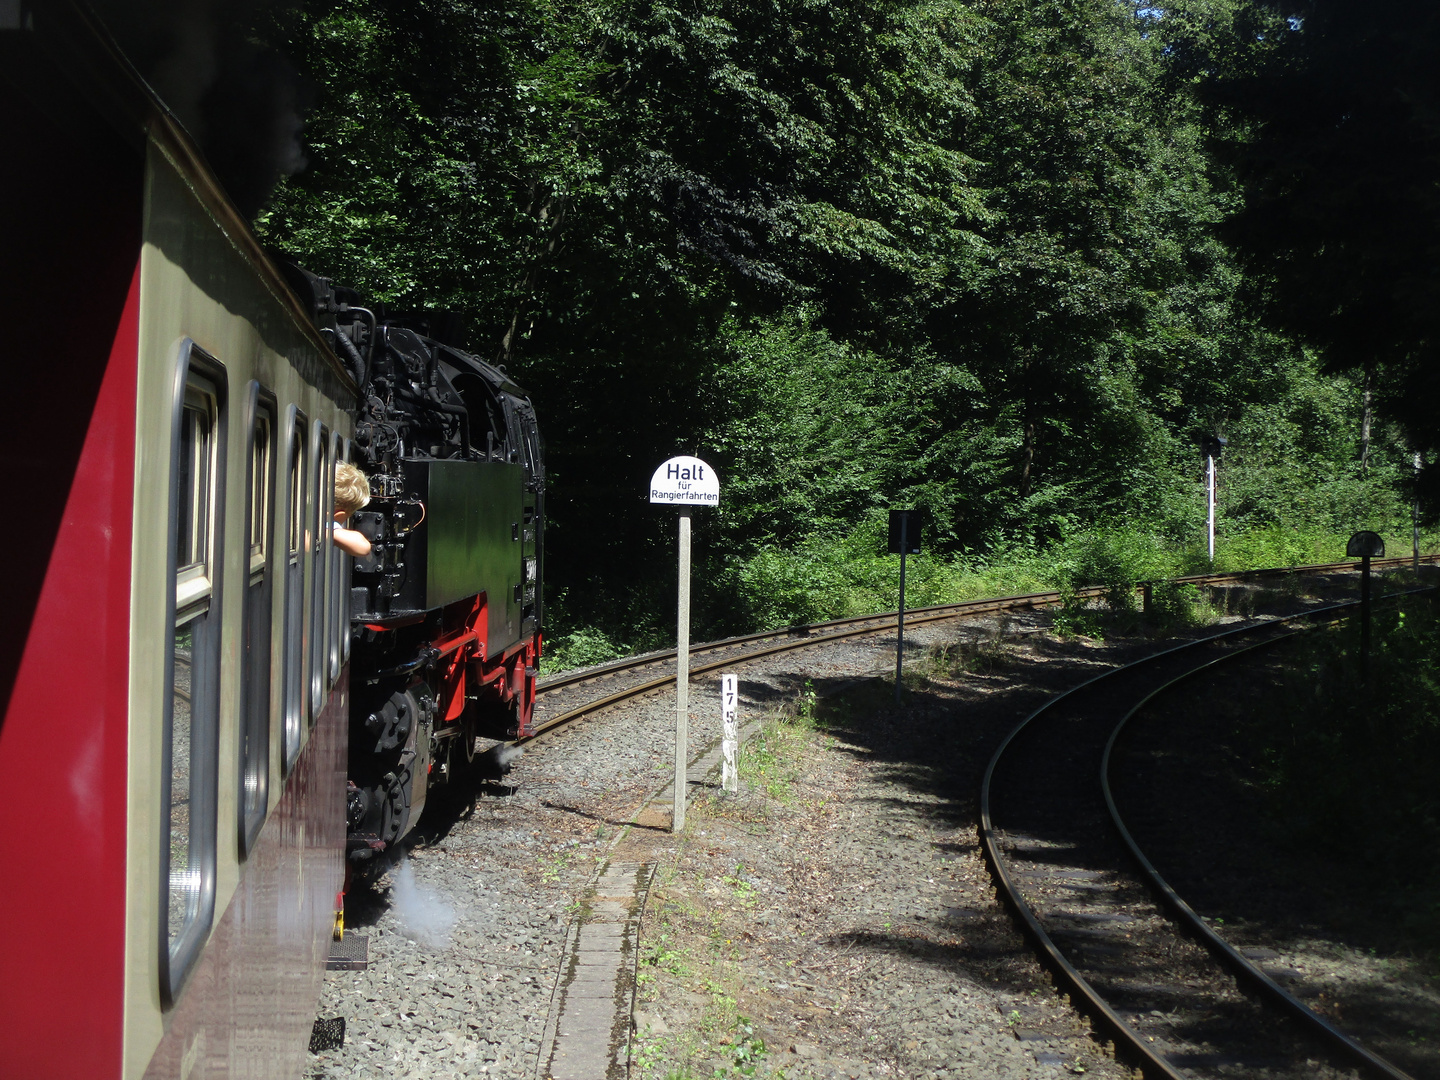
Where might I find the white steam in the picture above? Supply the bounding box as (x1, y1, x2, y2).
(493, 744, 525, 771)
(391, 857, 456, 950)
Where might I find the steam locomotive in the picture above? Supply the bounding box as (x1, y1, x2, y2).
(1, 4, 542, 1078)
(279, 264, 545, 859)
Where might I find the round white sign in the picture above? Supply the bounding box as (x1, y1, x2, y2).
(649, 455, 720, 506)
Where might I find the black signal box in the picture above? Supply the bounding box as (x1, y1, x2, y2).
(887, 509, 923, 555)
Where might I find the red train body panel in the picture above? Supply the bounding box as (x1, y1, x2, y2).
(1, 258, 141, 1080)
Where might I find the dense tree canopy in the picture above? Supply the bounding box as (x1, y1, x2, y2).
(230, 0, 1424, 643)
(1200, 0, 1440, 503)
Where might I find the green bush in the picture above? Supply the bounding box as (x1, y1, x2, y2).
(1255, 599, 1440, 947)
(539, 626, 629, 675)
(1052, 527, 1177, 611)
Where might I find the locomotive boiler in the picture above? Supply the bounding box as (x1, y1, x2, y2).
(280, 266, 545, 859)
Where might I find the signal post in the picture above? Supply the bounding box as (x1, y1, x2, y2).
(650, 456, 720, 831)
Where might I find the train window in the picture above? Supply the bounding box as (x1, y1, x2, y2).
(328, 432, 345, 683)
(338, 439, 354, 666)
(249, 412, 270, 564)
(240, 385, 276, 857)
(162, 342, 225, 1005)
(309, 424, 330, 714)
(282, 408, 308, 772)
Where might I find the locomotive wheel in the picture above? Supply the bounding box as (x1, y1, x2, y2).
(462, 707, 481, 764)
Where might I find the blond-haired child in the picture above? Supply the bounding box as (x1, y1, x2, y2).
(332, 461, 372, 557)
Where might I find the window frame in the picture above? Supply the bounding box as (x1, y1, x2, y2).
(281, 405, 308, 774)
(159, 340, 226, 1007)
(328, 431, 346, 684)
(238, 383, 276, 858)
(338, 438, 354, 666)
(308, 422, 331, 716)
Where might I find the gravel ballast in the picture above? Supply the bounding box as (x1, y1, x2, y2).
(307, 571, 1435, 1080)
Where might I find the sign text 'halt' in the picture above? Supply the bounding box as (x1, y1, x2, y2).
(650, 455, 720, 506)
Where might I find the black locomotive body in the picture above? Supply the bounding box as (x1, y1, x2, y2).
(283, 265, 545, 858)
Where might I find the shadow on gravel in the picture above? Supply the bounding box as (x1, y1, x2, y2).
(826, 927, 1012, 965)
(1113, 643, 1440, 1080)
(540, 798, 669, 832)
(792, 591, 1439, 1079)
(738, 671, 824, 712)
(341, 869, 394, 930)
(782, 628, 1122, 996)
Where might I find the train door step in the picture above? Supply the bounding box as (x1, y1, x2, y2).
(326, 933, 370, 971)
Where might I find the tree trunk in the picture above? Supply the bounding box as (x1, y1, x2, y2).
(1019, 350, 1036, 498)
(1360, 361, 1374, 471)
(496, 187, 569, 369)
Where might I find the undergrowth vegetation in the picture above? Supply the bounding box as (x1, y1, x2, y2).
(632, 683, 828, 1079)
(1255, 597, 1440, 950)
(229, 0, 1440, 670)
(542, 520, 1439, 672)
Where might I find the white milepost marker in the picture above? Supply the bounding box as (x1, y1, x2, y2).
(650, 455, 720, 832)
(721, 674, 738, 793)
(1207, 452, 1216, 564)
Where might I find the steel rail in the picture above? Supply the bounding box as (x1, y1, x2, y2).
(529, 558, 1434, 741)
(538, 555, 1434, 695)
(977, 598, 1392, 1079)
(1099, 596, 1435, 1080)
(525, 599, 1012, 737)
(535, 590, 1062, 694)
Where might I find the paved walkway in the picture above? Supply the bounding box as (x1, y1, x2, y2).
(538, 859, 653, 1080)
(535, 708, 766, 1079)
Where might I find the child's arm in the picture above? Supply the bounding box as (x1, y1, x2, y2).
(331, 519, 372, 557)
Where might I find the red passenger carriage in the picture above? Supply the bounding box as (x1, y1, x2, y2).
(0, 6, 543, 1077)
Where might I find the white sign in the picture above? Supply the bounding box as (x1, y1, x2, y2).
(650, 455, 720, 506)
(721, 674, 738, 794)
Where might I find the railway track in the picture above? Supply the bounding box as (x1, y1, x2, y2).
(529, 556, 1433, 737)
(980, 598, 1426, 1080)
(508, 560, 1434, 1080)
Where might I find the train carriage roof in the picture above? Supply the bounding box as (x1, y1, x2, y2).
(2, 0, 356, 398)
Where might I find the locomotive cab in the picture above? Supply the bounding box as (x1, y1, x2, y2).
(278, 264, 546, 857)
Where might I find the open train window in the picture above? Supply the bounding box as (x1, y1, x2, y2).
(309, 423, 331, 714)
(282, 407, 308, 772)
(161, 341, 226, 1006)
(328, 431, 345, 683)
(239, 385, 276, 857)
(339, 438, 354, 666)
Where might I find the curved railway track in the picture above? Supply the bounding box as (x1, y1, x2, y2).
(529, 556, 1433, 738)
(980, 596, 1427, 1080)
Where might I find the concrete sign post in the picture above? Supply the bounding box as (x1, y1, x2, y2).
(1201, 436, 1227, 564)
(888, 510, 923, 705)
(721, 674, 738, 793)
(650, 456, 720, 832)
(1415, 452, 1423, 572)
(1207, 456, 1215, 562)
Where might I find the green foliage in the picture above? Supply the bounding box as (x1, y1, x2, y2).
(736, 684, 821, 802)
(1204, 1, 1440, 506)
(1052, 527, 1176, 610)
(243, 0, 1432, 651)
(1051, 589, 1108, 640)
(1147, 580, 1208, 629)
(1254, 600, 1440, 947)
(926, 629, 1012, 678)
(538, 626, 629, 675)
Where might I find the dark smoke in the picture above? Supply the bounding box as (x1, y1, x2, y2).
(88, 0, 309, 219)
